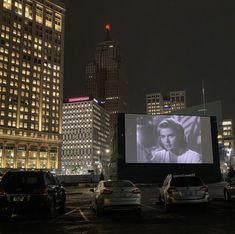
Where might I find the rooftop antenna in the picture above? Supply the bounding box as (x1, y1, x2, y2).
(105, 24, 111, 41)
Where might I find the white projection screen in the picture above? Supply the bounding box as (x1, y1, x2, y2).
(125, 114, 214, 164)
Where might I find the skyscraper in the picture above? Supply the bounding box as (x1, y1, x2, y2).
(0, 0, 65, 171)
(146, 90, 186, 115)
(85, 24, 127, 120)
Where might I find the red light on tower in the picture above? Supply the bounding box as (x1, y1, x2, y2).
(105, 24, 110, 31)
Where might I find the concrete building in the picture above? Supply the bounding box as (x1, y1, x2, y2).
(0, 0, 65, 172)
(61, 96, 111, 176)
(146, 90, 186, 115)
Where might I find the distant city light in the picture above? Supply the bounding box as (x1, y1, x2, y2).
(68, 96, 90, 102)
(93, 98, 99, 104)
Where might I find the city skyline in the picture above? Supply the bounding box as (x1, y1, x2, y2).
(62, 0, 235, 124)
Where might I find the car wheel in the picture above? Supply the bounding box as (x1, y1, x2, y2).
(224, 190, 231, 202)
(60, 194, 66, 212)
(159, 195, 163, 204)
(136, 208, 142, 217)
(60, 200, 66, 212)
(95, 202, 104, 217)
(164, 202, 171, 213)
(47, 199, 56, 219)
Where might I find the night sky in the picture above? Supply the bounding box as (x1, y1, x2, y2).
(61, 0, 235, 123)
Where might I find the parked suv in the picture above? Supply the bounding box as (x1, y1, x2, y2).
(159, 174, 211, 211)
(0, 170, 66, 220)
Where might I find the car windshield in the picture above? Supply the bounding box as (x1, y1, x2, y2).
(104, 181, 134, 188)
(170, 177, 203, 187)
(1, 172, 44, 187)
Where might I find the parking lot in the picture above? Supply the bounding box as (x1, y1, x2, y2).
(0, 182, 235, 234)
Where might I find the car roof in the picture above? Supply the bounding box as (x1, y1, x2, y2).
(102, 180, 133, 183)
(170, 173, 197, 178)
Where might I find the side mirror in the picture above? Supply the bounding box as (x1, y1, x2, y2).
(90, 188, 95, 192)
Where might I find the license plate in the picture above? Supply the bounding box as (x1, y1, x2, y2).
(13, 195, 25, 202)
(183, 191, 194, 196)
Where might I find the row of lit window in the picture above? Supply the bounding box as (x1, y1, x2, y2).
(64, 103, 91, 108)
(1, 25, 10, 32)
(0, 48, 8, 55)
(62, 145, 92, 150)
(1, 32, 10, 40)
(62, 112, 92, 117)
(62, 142, 92, 147)
(3, 0, 62, 32)
(0, 62, 7, 70)
(0, 129, 59, 140)
(223, 127, 232, 131)
(62, 137, 92, 143)
(223, 121, 232, 126)
(0, 55, 8, 62)
(63, 119, 92, 124)
(62, 162, 91, 167)
(63, 124, 91, 129)
(5, 113, 40, 123)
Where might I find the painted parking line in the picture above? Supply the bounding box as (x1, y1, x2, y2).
(78, 208, 90, 222)
(64, 207, 80, 216)
(51, 207, 91, 223)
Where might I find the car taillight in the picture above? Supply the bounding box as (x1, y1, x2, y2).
(200, 185, 208, 192)
(132, 188, 141, 194)
(101, 189, 113, 195)
(0, 187, 5, 196)
(167, 187, 175, 194)
(32, 186, 48, 195)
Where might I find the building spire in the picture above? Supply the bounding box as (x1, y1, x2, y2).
(105, 24, 111, 41)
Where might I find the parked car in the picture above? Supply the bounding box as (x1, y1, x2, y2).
(159, 174, 211, 211)
(224, 177, 235, 201)
(0, 170, 66, 220)
(90, 180, 141, 216)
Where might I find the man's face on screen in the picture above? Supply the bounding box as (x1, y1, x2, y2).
(159, 128, 178, 152)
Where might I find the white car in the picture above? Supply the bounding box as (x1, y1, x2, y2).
(159, 174, 211, 211)
(90, 180, 141, 216)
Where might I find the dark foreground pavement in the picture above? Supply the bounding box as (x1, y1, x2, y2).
(0, 182, 233, 234)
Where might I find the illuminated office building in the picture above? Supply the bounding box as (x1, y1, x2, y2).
(0, 0, 65, 171)
(62, 97, 111, 176)
(222, 119, 234, 153)
(146, 90, 186, 115)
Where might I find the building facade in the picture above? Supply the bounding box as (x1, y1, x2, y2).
(85, 24, 127, 124)
(61, 97, 111, 176)
(146, 90, 186, 115)
(0, 0, 65, 172)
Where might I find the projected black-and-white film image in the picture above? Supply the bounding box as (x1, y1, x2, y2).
(125, 114, 214, 164)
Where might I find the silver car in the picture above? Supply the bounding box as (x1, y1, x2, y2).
(159, 174, 211, 211)
(90, 180, 141, 216)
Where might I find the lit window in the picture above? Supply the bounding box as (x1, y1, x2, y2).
(36, 4, 43, 24)
(45, 9, 53, 28)
(55, 13, 62, 32)
(14, 0, 23, 15)
(25, 2, 33, 20)
(3, 0, 12, 9)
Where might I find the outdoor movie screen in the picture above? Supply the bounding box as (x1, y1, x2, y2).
(125, 114, 214, 164)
